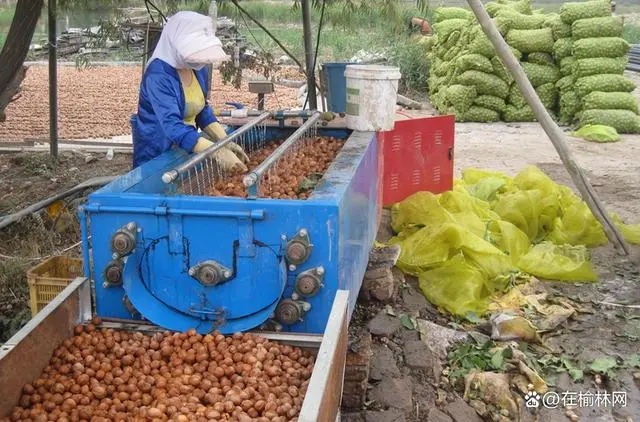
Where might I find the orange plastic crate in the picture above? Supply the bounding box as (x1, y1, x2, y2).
(27, 256, 83, 316)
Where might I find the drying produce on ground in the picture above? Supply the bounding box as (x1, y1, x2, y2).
(386, 166, 640, 317)
(203, 137, 344, 200)
(3, 321, 313, 422)
(427, 1, 640, 132)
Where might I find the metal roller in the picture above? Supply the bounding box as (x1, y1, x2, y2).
(162, 112, 272, 185)
(243, 111, 321, 198)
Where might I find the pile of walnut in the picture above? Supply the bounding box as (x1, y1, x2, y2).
(208, 136, 344, 200)
(5, 319, 314, 422)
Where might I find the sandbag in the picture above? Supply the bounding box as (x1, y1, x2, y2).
(553, 38, 573, 61)
(527, 52, 554, 66)
(457, 70, 511, 99)
(574, 74, 636, 98)
(457, 106, 502, 122)
(582, 91, 639, 114)
(573, 37, 630, 59)
(494, 9, 546, 34)
(434, 7, 474, 23)
(559, 56, 576, 76)
(509, 84, 528, 109)
(506, 28, 554, 53)
(572, 16, 623, 39)
(572, 124, 620, 143)
(433, 19, 470, 39)
(445, 84, 478, 114)
(559, 91, 580, 124)
(521, 62, 560, 87)
(444, 44, 464, 61)
(503, 104, 536, 122)
(543, 13, 572, 40)
(473, 95, 507, 112)
(456, 53, 494, 74)
(578, 109, 640, 134)
(572, 57, 628, 78)
(536, 83, 557, 110)
(444, 30, 462, 50)
(559, 0, 612, 24)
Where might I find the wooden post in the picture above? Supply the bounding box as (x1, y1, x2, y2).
(48, 0, 58, 158)
(466, 0, 631, 256)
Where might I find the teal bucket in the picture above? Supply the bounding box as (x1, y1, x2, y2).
(322, 62, 354, 113)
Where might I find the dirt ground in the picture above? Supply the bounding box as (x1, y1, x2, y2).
(0, 151, 131, 342)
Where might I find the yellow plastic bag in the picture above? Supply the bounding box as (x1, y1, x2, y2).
(572, 124, 620, 143)
(418, 255, 495, 316)
(517, 242, 597, 282)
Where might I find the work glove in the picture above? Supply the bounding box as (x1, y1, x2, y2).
(193, 138, 248, 173)
(203, 122, 250, 165)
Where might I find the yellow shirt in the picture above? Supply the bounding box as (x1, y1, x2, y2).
(178, 69, 205, 128)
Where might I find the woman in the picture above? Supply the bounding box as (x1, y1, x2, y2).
(131, 11, 248, 171)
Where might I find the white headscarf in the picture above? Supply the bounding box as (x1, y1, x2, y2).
(147, 11, 230, 70)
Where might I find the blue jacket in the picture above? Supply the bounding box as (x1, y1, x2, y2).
(132, 59, 218, 168)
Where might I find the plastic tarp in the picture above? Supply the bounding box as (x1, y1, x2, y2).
(389, 167, 640, 317)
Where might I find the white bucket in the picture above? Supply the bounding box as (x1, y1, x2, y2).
(344, 65, 401, 131)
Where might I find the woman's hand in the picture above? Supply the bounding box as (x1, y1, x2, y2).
(193, 137, 248, 172)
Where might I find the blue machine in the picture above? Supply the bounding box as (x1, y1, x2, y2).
(79, 116, 379, 335)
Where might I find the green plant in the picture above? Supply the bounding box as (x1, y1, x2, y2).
(624, 23, 640, 44)
(447, 341, 509, 379)
(388, 37, 429, 95)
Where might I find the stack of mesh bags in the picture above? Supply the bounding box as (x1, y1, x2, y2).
(428, 4, 522, 122)
(555, 0, 640, 133)
(489, 1, 561, 122)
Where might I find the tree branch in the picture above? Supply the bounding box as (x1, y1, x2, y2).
(230, 0, 305, 71)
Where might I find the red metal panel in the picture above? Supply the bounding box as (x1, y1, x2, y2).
(380, 115, 455, 206)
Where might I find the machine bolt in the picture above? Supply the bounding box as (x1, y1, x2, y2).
(112, 253, 119, 260)
(102, 282, 109, 289)
(289, 264, 297, 272)
(223, 270, 232, 279)
(281, 234, 287, 241)
(302, 302, 311, 312)
(316, 266, 325, 276)
(188, 268, 195, 276)
(291, 292, 300, 301)
(300, 229, 308, 237)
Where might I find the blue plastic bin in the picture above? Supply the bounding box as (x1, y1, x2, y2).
(322, 62, 354, 113)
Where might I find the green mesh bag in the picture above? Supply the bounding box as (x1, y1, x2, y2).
(456, 54, 494, 74)
(503, 104, 536, 122)
(578, 110, 640, 134)
(575, 74, 636, 98)
(536, 83, 558, 110)
(434, 7, 474, 23)
(560, 56, 576, 76)
(582, 92, 639, 114)
(543, 13, 572, 40)
(486, 0, 533, 17)
(559, 91, 580, 124)
(556, 75, 576, 94)
(457, 70, 511, 99)
(506, 28, 554, 53)
(468, 27, 496, 57)
(572, 16, 623, 40)
(494, 10, 546, 34)
(444, 30, 462, 50)
(433, 19, 470, 39)
(457, 106, 501, 122)
(572, 57, 628, 78)
(553, 38, 573, 61)
(445, 84, 478, 114)
(444, 44, 464, 62)
(492, 56, 514, 84)
(509, 84, 528, 108)
(572, 124, 620, 142)
(559, 0, 612, 24)
(521, 62, 560, 87)
(573, 37, 630, 59)
(527, 52, 554, 66)
(473, 95, 507, 112)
